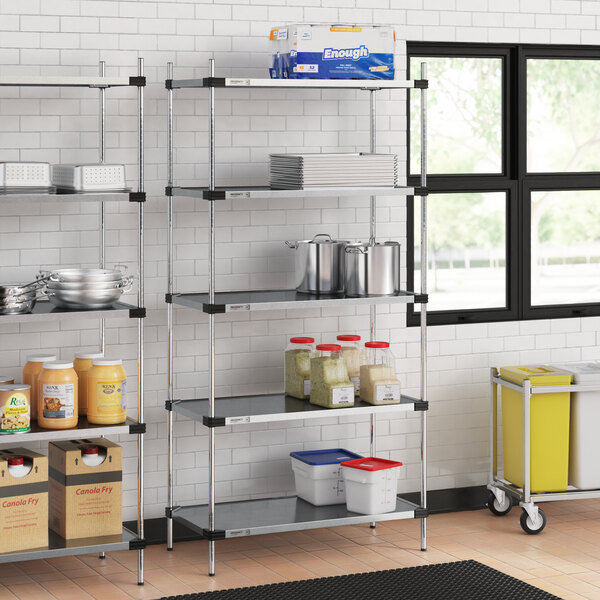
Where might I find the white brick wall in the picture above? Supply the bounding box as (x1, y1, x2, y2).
(0, 0, 595, 521)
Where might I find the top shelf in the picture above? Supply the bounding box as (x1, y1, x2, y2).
(167, 77, 428, 91)
(0, 76, 145, 88)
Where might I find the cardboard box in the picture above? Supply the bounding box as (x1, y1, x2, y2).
(49, 438, 122, 539)
(0, 448, 48, 553)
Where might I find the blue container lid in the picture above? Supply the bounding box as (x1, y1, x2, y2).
(290, 448, 363, 466)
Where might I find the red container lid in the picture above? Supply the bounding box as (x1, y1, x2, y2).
(290, 337, 315, 344)
(7, 457, 23, 466)
(337, 335, 361, 342)
(341, 457, 403, 471)
(316, 344, 341, 352)
(365, 341, 390, 349)
(82, 445, 99, 455)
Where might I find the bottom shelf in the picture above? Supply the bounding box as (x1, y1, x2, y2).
(172, 496, 421, 539)
(0, 527, 139, 564)
(492, 478, 600, 503)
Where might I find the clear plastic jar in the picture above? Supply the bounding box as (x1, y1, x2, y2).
(22, 354, 56, 420)
(87, 359, 127, 424)
(38, 361, 78, 429)
(310, 344, 354, 408)
(360, 342, 401, 405)
(285, 337, 315, 400)
(337, 335, 365, 396)
(73, 352, 104, 417)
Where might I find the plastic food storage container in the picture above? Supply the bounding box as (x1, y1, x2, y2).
(360, 342, 401, 405)
(337, 335, 365, 396)
(499, 365, 571, 493)
(22, 354, 57, 420)
(285, 337, 315, 400)
(38, 361, 78, 430)
(341, 457, 403, 514)
(73, 352, 104, 416)
(309, 344, 354, 408)
(290, 448, 363, 505)
(87, 359, 127, 425)
(550, 362, 600, 489)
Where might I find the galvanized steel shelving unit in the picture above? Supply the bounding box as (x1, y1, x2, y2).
(164, 60, 429, 575)
(0, 62, 147, 584)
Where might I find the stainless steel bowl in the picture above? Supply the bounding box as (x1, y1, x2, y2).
(46, 268, 125, 283)
(46, 276, 133, 292)
(46, 287, 124, 310)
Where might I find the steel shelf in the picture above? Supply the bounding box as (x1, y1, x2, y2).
(0, 191, 133, 203)
(0, 528, 138, 564)
(173, 496, 419, 538)
(170, 393, 423, 426)
(168, 77, 423, 90)
(0, 417, 141, 445)
(0, 300, 138, 324)
(169, 185, 417, 200)
(171, 289, 417, 313)
(0, 76, 138, 88)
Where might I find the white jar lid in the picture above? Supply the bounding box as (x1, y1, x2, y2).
(92, 358, 122, 366)
(27, 354, 57, 363)
(75, 352, 104, 360)
(43, 361, 73, 369)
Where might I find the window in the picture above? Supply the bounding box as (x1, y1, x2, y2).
(407, 43, 600, 325)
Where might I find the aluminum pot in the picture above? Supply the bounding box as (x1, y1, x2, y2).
(345, 241, 401, 297)
(44, 267, 126, 283)
(46, 276, 133, 292)
(46, 287, 124, 310)
(285, 234, 348, 295)
(0, 296, 36, 315)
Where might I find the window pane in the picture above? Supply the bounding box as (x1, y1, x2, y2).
(531, 190, 600, 306)
(528, 59, 600, 173)
(410, 56, 502, 175)
(414, 192, 507, 311)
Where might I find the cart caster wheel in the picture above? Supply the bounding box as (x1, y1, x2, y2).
(488, 491, 512, 516)
(520, 507, 546, 535)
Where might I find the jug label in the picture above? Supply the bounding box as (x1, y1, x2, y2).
(376, 384, 400, 403)
(303, 379, 310, 396)
(96, 380, 126, 414)
(42, 383, 75, 419)
(331, 387, 353, 405)
(350, 376, 360, 394)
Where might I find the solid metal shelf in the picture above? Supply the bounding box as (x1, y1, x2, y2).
(169, 393, 424, 427)
(173, 496, 419, 538)
(168, 77, 425, 90)
(170, 290, 419, 313)
(0, 191, 135, 203)
(169, 185, 418, 200)
(0, 300, 139, 324)
(0, 75, 141, 88)
(0, 528, 138, 564)
(0, 417, 143, 445)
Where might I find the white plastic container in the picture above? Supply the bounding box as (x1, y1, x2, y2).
(81, 445, 106, 467)
(341, 457, 403, 514)
(7, 456, 32, 478)
(290, 448, 362, 506)
(551, 362, 600, 489)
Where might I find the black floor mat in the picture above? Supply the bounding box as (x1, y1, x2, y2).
(157, 559, 562, 600)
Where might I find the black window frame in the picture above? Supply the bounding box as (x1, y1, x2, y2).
(407, 42, 600, 326)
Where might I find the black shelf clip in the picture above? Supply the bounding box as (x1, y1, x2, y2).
(413, 401, 429, 412)
(414, 187, 428, 196)
(202, 77, 225, 88)
(203, 415, 226, 428)
(203, 303, 226, 314)
(129, 76, 146, 87)
(165, 505, 181, 518)
(129, 192, 146, 203)
(203, 190, 225, 201)
(414, 507, 429, 518)
(129, 537, 147, 550)
(202, 528, 226, 541)
(414, 79, 428, 89)
(128, 422, 147, 434)
(414, 293, 428, 304)
(129, 307, 146, 319)
(165, 79, 173, 90)
(165, 293, 174, 304)
(165, 186, 173, 197)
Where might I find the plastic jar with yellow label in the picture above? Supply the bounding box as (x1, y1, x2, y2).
(37, 361, 78, 430)
(22, 354, 56, 420)
(73, 352, 104, 417)
(87, 359, 127, 425)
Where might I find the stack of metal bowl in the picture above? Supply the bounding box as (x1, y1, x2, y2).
(44, 268, 133, 310)
(0, 282, 41, 315)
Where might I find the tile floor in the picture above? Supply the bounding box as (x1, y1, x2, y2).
(2, 500, 600, 599)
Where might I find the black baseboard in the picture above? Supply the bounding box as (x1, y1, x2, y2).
(125, 485, 488, 546)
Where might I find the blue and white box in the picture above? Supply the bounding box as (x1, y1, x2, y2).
(269, 24, 395, 80)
